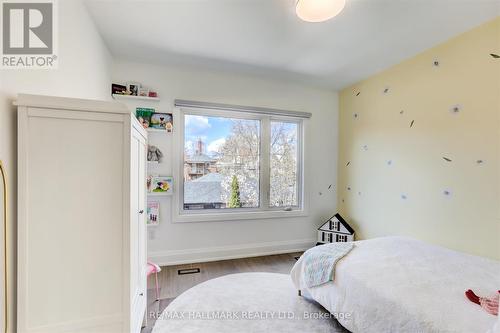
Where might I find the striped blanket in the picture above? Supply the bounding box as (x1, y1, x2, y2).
(303, 242, 355, 288)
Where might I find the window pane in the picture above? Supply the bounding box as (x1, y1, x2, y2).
(270, 121, 298, 207)
(183, 115, 260, 210)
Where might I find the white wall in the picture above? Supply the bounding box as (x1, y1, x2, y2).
(112, 60, 339, 265)
(0, 1, 112, 331)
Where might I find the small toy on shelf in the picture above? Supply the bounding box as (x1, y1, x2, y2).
(147, 145, 163, 162)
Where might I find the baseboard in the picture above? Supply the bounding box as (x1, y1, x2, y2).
(148, 238, 315, 266)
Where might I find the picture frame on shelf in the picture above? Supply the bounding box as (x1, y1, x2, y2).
(147, 201, 160, 226)
(149, 176, 173, 195)
(136, 107, 155, 129)
(111, 83, 127, 95)
(126, 82, 141, 96)
(150, 113, 173, 132)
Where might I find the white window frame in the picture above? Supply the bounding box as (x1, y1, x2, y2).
(172, 106, 309, 223)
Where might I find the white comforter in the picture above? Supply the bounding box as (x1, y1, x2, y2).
(291, 237, 500, 333)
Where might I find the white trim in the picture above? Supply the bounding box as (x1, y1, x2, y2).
(172, 107, 182, 221)
(173, 209, 308, 223)
(260, 117, 271, 209)
(174, 99, 311, 118)
(148, 238, 314, 266)
(300, 118, 310, 215)
(123, 117, 131, 333)
(15, 94, 129, 114)
(17, 106, 28, 333)
(131, 114, 148, 141)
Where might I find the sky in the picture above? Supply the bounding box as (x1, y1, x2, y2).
(185, 115, 232, 156)
(184, 114, 297, 157)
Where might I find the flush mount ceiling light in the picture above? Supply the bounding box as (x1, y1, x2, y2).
(296, 0, 346, 23)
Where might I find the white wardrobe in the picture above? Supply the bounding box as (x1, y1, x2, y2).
(17, 94, 148, 333)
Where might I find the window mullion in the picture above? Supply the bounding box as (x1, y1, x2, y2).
(260, 116, 271, 210)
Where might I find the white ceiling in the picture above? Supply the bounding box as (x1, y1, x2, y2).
(85, 0, 500, 90)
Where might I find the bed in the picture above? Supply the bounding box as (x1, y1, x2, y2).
(291, 237, 500, 333)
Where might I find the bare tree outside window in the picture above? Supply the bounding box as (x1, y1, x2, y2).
(270, 121, 298, 207)
(183, 114, 300, 211)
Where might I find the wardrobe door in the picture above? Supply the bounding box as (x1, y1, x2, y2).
(130, 128, 147, 332)
(137, 135, 147, 294)
(130, 135, 140, 306)
(18, 107, 125, 332)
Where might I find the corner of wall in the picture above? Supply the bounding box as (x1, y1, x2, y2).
(336, 18, 500, 259)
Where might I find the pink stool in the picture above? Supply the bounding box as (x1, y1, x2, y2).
(147, 262, 161, 301)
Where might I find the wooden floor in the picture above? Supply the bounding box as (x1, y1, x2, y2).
(143, 252, 302, 332)
(150, 252, 302, 299)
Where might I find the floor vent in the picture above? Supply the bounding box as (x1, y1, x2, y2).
(178, 268, 201, 275)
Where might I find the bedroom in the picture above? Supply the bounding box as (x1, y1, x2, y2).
(0, 0, 499, 332)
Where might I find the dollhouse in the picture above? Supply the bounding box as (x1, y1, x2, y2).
(317, 213, 355, 245)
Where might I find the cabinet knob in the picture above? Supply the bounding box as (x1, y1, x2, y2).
(139, 293, 144, 296)
(139, 210, 144, 214)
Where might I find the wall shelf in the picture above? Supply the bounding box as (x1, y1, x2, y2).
(147, 192, 172, 197)
(146, 128, 172, 134)
(112, 94, 160, 102)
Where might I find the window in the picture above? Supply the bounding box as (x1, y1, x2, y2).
(270, 121, 299, 208)
(178, 105, 305, 219)
(338, 235, 347, 242)
(183, 114, 260, 210)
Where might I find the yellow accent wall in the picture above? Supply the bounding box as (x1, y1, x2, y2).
(338, 18, 500, 259)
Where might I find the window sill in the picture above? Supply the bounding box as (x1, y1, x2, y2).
(172, 209, 308, 223)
